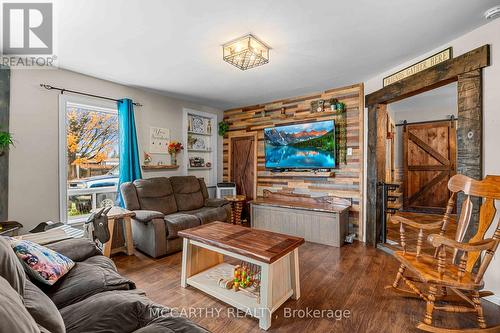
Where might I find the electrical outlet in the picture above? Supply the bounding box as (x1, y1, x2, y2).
(347, 147, 353, 156)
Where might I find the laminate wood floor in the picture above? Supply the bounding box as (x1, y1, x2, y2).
(113, 241, 500, 333)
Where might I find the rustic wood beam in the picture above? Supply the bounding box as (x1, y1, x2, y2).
(365, 45, 490, 106)
(366, 105, 378, 245)
(0, 66, 10, 221)
(457, 69, 483, 241)
(366, 103, 387, 245)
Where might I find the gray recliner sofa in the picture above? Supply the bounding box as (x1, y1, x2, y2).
(120, 176, 231, 258)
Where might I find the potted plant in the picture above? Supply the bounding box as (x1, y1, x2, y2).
(218, 121, 229, 137)
(167, 141, 184, 165)
(336, 101, 346, 112)
(0, 131, 13, 156)
(329, 98, 338, 111)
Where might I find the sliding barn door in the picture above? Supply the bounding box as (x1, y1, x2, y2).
(230, 135, 256, 201)
(403, 120, 456, 213)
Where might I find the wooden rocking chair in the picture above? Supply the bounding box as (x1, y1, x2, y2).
(387, 174, 500, 332)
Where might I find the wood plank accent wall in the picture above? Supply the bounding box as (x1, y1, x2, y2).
(223, 83, 364, 233)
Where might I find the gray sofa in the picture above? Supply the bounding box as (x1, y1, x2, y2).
(0, 237, 208, 333)
(120, 176, 231, 258)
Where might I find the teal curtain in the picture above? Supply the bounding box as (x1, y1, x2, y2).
(117, 98, 142, 207)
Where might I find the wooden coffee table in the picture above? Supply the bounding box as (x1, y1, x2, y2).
(179, 222, 304, 330)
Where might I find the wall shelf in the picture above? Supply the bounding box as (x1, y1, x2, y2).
(188, 131, 212, 137)
(188, 149, 212, 153)
(142, 165, 179, 171)
(184, 109, 218, 187)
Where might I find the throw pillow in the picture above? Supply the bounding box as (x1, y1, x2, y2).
(10, 239, 75, 285)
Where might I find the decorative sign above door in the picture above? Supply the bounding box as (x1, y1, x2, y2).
(383, 47, 452, 87)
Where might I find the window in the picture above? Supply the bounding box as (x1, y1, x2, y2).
(59, 97, 119, 223)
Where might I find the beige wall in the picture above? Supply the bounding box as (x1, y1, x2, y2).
(8, 68, 223, 231)
(363, 18, 500, 302)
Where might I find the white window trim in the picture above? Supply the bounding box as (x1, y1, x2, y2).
(58, 94, 118, 224)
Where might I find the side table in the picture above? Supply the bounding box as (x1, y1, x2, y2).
(101, 207, 135, 257)
(224, 195, 246, 225)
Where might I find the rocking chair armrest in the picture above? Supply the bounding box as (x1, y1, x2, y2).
(428, 234, 497, 252)
(390, 215, 443, 230)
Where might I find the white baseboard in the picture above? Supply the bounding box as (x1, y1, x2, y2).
(484, 294, 500, 306)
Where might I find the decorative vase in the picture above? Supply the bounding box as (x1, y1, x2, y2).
(171, 152, 177, 166)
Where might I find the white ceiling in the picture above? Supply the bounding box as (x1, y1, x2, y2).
(56, 0, 498, 109)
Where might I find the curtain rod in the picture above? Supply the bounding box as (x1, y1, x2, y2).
(395, 116, 456, 127)
(39, 84, 143, 107)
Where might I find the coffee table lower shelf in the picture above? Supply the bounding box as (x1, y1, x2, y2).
(186, 263, 262, 315)
(181, 238, 300, 330)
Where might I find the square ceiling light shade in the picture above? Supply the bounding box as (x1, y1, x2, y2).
(223, 34, 270, 70)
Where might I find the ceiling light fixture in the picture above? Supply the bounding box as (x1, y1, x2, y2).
(484, 6, 500, 20)
(223, 34, 270, 70)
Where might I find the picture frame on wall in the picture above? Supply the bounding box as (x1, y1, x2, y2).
(149, 127, 170, 154)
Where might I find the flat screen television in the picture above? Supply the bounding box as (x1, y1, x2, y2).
(264, 120, 335, 170)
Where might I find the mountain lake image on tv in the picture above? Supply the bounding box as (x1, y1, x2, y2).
(264, 120, 335, 169)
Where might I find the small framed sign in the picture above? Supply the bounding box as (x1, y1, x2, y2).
(383, 47, 452, 87)
(149, 127, 170, 154)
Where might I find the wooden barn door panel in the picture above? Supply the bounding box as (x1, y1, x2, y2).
(403, 120, 456, 213)
(230, 136, 256, 201)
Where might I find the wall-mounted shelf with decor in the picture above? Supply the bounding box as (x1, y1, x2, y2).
(187, 131, 212, 137)
(183, 109, 218, 186)
(142, 165, 179, 171)
(187, 149, 212, 153)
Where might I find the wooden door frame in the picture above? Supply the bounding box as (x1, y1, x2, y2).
(365, 45, 490, 246)
(227, 132, 258, 200)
